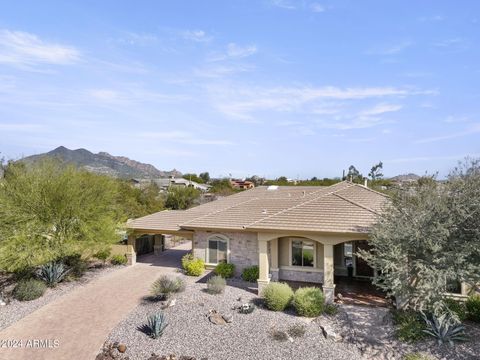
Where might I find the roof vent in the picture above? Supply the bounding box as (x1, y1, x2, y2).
(267, 185, 279, 191)
(262, 209, 268, 214)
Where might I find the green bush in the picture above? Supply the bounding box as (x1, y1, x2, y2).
(444, 298, 467, 322)
(151, 275, 186, 299)
(94, 249, 111, 264)
(13, 279, 47, 301)
(207, 275, 226, 294)
(64, 254, 89, 278)
(292, 287, 325, 317)
(324, 303, 339, 316)
(391, 310, 426, 343)
(241, 266, 259, 282)
(214, 262, 235, 278)
(111, 254, 127, 265)
(181, 253, 205, 276)
(466, 294, 480, 322)
(404, 353, 431, 360)
(262, 282, 294, 311)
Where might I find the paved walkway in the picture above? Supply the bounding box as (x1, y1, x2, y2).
(0, 243, 191, 360)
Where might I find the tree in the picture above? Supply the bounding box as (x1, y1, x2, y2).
(182, 173, 204, 184)
(358, 158, 480, 314)
(116, 180, 164, 219)
(0, 160, 122, 272)
(346, 165, 364, 183)
(199, 172, 210, 183)
(368, 161, 384, 181)
(209, 178, 236, 196)
(165, 186, 201, 210)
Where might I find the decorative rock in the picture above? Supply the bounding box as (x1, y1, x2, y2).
(117, 344, 127, 353)
(0, 300, 6, 306)
(207, 310, 227, 325)
(167, 298, 176, 307)
(222, 314, 233, 323)
(320, 324, 342, 342)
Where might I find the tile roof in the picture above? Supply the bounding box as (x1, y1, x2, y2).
(127, 181, 389, 234)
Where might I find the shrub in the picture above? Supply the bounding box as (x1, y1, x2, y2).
(207, 275, 226, 294)
(151, 275, 186, 299)
(144, 312, 168, 339)
(13, 279, 47, 301)
(262, 282, 294, 311)
(392, 310, 426, 343)
(324, 303, 339, 316)
(111, 254, 127, 265)
(287, 323, 306, 338)
(241, 266, 259, 282)
(404, 353, 432, 360)
(37, 262, 70, 287)
(94, 249, 111, 264)
(181, 254, 204, 276)
(214, 262, 235, 278)
(271, 330, 289, 342)
(64, 254, 88, 278)
(293, 287, 325, 317)
(444, 298, 467, 322)
(422, 312, 466, 346)
(466, 294, 480, 323)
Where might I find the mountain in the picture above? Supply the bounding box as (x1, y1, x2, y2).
(21, 146, 181, 179)
(390, 173, 421, 182)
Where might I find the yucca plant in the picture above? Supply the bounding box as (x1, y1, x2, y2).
(37, 262, 70, 287)
(145, 312, 168, 339)
(422, 312, 466, 346)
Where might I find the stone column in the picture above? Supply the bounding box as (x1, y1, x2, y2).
(270, 238, 279, 281)
(127, 234, 137, 266)
(154, 234, 164, 255)
(257, 239, 270, 294)
(323, 243, 335, 303)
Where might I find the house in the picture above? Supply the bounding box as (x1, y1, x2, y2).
(132, 176, 210, 192)
(126, 181, 395, 303)
(230, 179, 255, 189)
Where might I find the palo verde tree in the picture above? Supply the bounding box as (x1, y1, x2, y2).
(0, 160, 122, 272)
(165, 186, 201, 210)
(358, 158, 480, 314)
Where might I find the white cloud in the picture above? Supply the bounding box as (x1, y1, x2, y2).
(310, 3, 325, 12)
(359, 103, 403, 116)
(136, 131, 233, 146)
(271, 0, 296, 10)
(0, 29, 80, 68)
(0, 123, 43, 132)
(368, 41, 413, 55)
(414, 124, 480, 144)
(116, 32, 157, 46)
(182, 30, 212, 42)
(226, 43, 257, 58)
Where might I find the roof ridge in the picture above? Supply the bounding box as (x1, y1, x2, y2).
(332, 193, 379, 215)
(180, 197, 259, 227)
(243, 181, 354, 228)
(349, 182, 390, 198)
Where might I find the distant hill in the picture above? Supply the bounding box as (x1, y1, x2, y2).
(390, 173, 421, 182)
(21, 146, 181, 179)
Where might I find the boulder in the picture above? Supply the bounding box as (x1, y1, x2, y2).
(117, 344, 127, 353)
(320, 324, 342, 342)
(222, 314, 233, 323)
(208, 311, 227, 325)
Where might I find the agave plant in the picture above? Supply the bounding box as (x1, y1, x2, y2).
(146, 312, 168, 339)
(422, 312, 466, 346)
(37, 262, 70, 287)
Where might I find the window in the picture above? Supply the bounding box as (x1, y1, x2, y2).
(291, 239, 314, 267)
(344, 242, 353, 267)
(207, 235, 229, 264)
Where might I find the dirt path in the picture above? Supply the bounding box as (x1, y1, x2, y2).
(0, 243, 190, 360)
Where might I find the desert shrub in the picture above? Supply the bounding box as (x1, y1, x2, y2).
(214, 262, 235, 278)
(404, 353, 432, 360)
(241, 266, 259, 282)
(111, 254, 127, 265)
(181, 254, 204, 276)
(37, 262, 70, 287)
(13, 279, 47, 301)
(444, 298, 467, 322)
(422, 312, 466, 346)
(151, 275, 186, 299)
(207, 275, 226, 294)
(144, 312, 168, 339)
(94, 249, 111, 264)
(324, 303, 339, 316)
(392, 309, 426, 343)
(466, 294, 480, 322)
(287, 323, 306, 338)
(64, 254, 89, 278)
(293, 287, 325, 317)
(271, 330, 289, 342)
(262, 282, 294, 311)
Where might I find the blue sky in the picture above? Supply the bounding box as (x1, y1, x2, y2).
(0, 1, 479, 179)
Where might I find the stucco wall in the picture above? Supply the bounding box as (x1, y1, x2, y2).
(193, 230, 258, 275)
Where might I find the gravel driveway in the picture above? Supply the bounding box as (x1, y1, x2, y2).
(107, 276, 364, 360)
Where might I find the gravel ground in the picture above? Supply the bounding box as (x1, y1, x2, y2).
(107, 275, 364, 360)
(0, 265, 120, 331)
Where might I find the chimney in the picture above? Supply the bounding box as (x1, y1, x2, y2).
(364, 179, 368, 188)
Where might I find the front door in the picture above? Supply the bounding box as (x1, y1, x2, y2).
(355, 240, 374, 277)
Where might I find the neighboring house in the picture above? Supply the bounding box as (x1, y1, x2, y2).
(126, 181, 391, 303)
(230, 179, 255, 189)
(132, 177, 210, 192)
